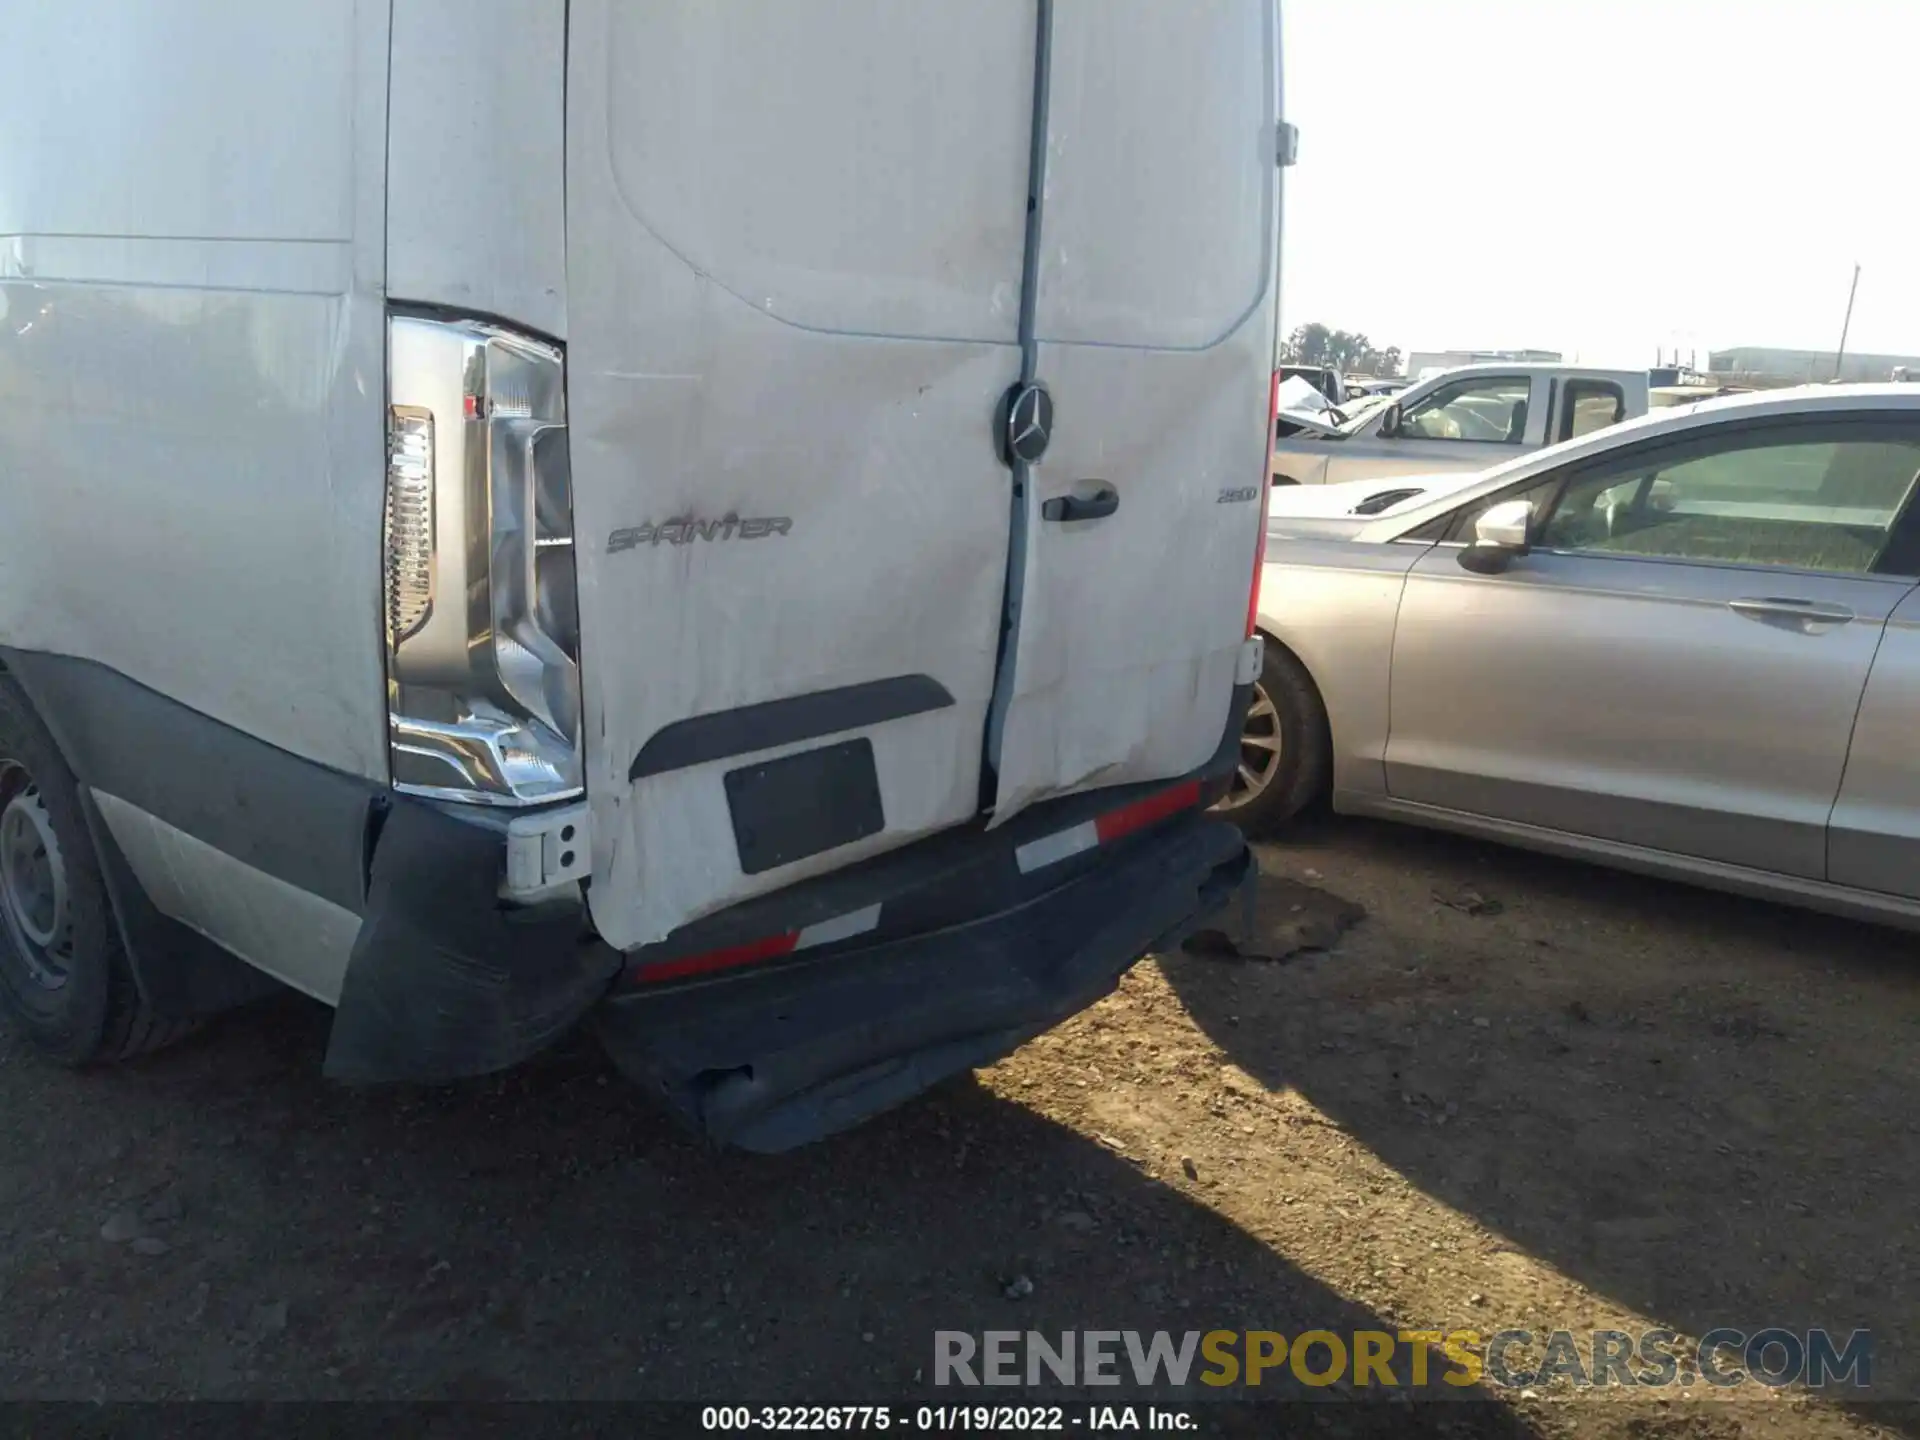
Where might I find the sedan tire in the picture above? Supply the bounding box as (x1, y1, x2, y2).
(1212, 640, 1330, 837)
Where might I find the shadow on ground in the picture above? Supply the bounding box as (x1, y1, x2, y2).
(0, 980, 1548, 1437)
(1164, 813, 1920, 1433)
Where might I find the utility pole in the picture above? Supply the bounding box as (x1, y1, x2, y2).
(1835, 262, 1862, 381)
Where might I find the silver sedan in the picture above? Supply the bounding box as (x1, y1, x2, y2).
(1219, 385, 1920, 930)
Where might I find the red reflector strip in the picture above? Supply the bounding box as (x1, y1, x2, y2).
(1094, 780, 1203, 845)
(1016, 781, 1204, 876)
(635, 931, 798, 984)
(628, 904, 885, 986)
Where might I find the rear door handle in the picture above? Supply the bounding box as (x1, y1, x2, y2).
(1728, 596, 1856, 626)
(1041, 485, 1119, 523)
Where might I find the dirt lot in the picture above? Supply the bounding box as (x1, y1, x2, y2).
(2, 814, 1917, 1438)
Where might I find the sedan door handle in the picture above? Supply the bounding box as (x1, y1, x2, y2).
(1728, 596, 1856, 626)
(1041, 485, 1120, 523)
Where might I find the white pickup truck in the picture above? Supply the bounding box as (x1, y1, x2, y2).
(1271, 363, 1650, 486)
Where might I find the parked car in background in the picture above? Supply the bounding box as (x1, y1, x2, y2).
(1277, 364, 1349, 407)
(1272, 375, 1389, 439)
(1271, 363, 1650, 486)
(1344, 377, 1409, 398)
(1652, 382, 1748, 409)
(1223, 385, 1920, 931)
(1275, 395, 1394, 441)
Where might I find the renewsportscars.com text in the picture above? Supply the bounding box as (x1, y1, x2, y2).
(934, 1327, 1872, 1391)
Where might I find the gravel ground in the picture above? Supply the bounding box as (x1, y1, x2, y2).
(1, 813, 1916, 1439)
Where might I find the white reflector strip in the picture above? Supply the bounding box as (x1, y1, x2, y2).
(795, 904, 883, 951)
(1014, 820, 1100, 875)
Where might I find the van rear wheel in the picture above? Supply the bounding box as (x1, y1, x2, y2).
(0, 676, 195, 1064)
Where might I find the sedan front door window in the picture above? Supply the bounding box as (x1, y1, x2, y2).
(1397, 377, 1533, 444)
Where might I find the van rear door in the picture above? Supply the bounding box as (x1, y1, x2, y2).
(987, 0, 1281, 819)
(564, 0, 1277, 949)
(565, 0, 1037, 947)
(990, 0, 1274, 821)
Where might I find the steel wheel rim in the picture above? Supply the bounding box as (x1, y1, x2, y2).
(1218, 680, 1284, 810)
(0, 762, 71, 989)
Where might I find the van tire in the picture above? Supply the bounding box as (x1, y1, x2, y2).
(1213, 641, 1330, 837)
(0, 676, 196, 1064)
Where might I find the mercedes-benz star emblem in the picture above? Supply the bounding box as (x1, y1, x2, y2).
(1004, 382, 1054, 465)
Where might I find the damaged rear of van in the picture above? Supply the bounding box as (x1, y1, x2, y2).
(0, 0, 1283, 1150)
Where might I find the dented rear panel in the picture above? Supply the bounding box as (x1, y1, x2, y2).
(564, 0, 1280, 948)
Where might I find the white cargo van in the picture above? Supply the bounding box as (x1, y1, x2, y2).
(0, 1, 1282, 1150)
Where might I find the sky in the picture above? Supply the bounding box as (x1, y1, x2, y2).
(1281, 0, 1920, 367)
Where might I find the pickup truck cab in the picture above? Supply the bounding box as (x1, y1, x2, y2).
(1272, 363, 1650, 486)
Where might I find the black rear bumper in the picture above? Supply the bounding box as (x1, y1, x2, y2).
(594, 813, 1252, 1152)
(325, 686, 1256, 1148)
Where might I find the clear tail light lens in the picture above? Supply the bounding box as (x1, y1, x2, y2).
(383, 406, 436, 643)
(383, 315, 582, 805)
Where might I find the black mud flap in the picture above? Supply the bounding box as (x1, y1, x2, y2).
(593, 815, 1254, 1153)
(324, 796, 622, 1084)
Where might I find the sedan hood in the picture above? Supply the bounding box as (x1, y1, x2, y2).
(1268, 471, 1482, 522)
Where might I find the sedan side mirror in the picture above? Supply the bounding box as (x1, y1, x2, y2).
(1379, 402, 1401, 438)
(1457, 499, 1533, 575)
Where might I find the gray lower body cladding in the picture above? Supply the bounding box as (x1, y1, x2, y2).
(594, 813, 1253, 1153)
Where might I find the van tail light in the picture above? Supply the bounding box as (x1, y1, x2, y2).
(1244, 369, 1279, 638)
(383, 407, 436, 643)
(382, 315, 583, 805)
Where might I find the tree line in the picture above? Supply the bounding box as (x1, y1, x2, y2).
(1281, 323, 1401, 377)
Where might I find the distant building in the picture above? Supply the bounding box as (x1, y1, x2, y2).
(1709, 346, 1920, 385)
(1648, 365, 1717, 388)
(1406, 348, 1563, 380)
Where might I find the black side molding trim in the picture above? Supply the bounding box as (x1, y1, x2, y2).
(629, 674, 955, 781)
(1, 648, 382, 916)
